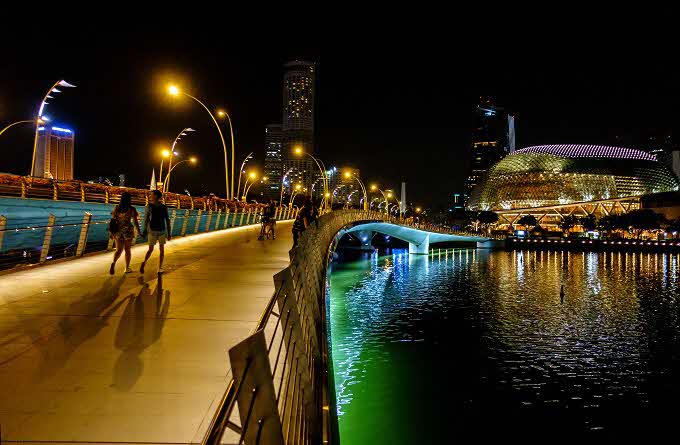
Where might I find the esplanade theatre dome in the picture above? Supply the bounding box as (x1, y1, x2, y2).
(468, 144, 680, 211)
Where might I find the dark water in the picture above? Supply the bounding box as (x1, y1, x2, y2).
(326, 248, 680, 442)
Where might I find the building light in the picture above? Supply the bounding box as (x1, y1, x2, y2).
(51, 126, 72, 133)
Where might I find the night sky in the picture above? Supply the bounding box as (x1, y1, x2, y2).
(1, 26, 677, 207)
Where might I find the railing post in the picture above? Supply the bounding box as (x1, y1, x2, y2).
(180, 210, 190, 236)
(238, 209, 245, 226)
(52, 181, 58, 201)
(0, 215, 6, 252)
(231, 209, 238, 227)
(275, 207, 280, 220)
(76, 212, 92, 257)
(169, 209, 177, 235)
(21, 178, 26, 198)
(194, 209, 203, 233)
(190, 197, 195, 210)
(214, 209, 222, 230)
(224, 209, 231, 229)
(80, 183, 85, 202)
(205, 209, 213, 231)
(39, 214, 56, 263)
(246, 208, 252, 225)
(105, 189, 110, 204)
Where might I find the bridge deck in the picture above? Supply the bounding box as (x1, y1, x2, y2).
(0, 222, 292, 444)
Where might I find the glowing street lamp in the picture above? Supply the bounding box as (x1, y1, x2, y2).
(371, 184, 392, 214)
(344, 171, 368, 210)
(30, 80, 76, 176)
(168, 84, 231, 199)
(158, 149, 171, 189)
(236, 151, 254, 201)
(164, 127, 195, 193)
(164, 156, 198, 194)
(294, 147, 329, 207)
(0, 119, 43, 138)
(242, 171, 258, 201)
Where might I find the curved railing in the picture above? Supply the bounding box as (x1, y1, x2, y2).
(201, 210, 489, 445)
(0, 205, 299, 271)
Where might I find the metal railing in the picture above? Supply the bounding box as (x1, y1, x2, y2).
(0, 206, 299, 271)
(202, 209, 486, 445)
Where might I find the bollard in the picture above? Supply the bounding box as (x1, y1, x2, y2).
(224, 209, 231, 229)
(205, 210, 213, 232)
(238, 209, 245, 226)
(214, 209, 222, 231)
(39, 214, 56, 263)
(180, 209, 190, 236)
(0, 215, 6, 252)
(194, 210, 203, 234)
(169, 210, 177, 236)
(75, 212, 92, 257)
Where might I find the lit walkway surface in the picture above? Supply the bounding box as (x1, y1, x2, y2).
(0, 222, 292, 444)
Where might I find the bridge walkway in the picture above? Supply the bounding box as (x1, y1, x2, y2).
(0, 221, 292, 444)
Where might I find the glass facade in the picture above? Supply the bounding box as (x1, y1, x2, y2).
(468, 144, 680, 211)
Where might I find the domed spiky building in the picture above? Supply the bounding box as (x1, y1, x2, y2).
(468, 144, 680, 212)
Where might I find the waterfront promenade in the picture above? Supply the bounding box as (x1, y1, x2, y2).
(0, 221, 292, 444)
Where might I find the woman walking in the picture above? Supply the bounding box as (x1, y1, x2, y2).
(109, 191, 141, 275)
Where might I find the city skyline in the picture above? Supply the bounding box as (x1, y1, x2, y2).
(2, 31, 680, 206)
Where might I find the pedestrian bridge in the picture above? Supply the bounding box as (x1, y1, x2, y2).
(0, 208, 499, 445)
(339, 220, 496, 254)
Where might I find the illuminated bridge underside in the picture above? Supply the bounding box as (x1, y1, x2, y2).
(496, 196, 641, 229)
(341, 222, 491, 254)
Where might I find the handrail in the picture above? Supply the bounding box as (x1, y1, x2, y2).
(201, 209, 494, 445)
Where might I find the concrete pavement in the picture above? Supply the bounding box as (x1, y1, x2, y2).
(0, 221, 292, 444)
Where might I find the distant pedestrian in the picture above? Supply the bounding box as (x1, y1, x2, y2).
(292, 199, 311, 248)
(109, 191, 142, 275)
(141, 189, 172, 273)
(309, 201, 319, 228)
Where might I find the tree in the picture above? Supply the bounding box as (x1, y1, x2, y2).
(581, 214, 597, 232)
(627, 209, 663, 239)
(517, 214, 537, 228)
(477, 211, 499, 225)
(560, 214, 577, 235)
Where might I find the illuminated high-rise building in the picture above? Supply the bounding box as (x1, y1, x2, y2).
(464, 98, 513, 205)
(263, 124, 283, 201)
(33, 125, 75, 180)
(282, 60, 317, 192)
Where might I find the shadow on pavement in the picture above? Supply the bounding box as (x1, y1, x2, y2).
(113, 276, 170, 391)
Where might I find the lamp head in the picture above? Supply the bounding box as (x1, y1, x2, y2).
(168, 85, 180, 96)
(161, 150, 170, 158)
(189, 157, 197, 164)
(370, 184, 377, 191)
(294, 146, 303, 155)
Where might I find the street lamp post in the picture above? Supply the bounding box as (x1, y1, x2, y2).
(289, 184, 302, 206)
(294, 147, 329, 209)
(371, 185, 392, 215)
(0, 119, 40, 138)
(158, 150, 170, 189)
(168, 85, 230, 199)
(164, 157, 198, 194)
(242, 172, 257, 201)
(165, 127, 195, 193)
(217, 110, 236, 200)
(236, 152, 254, 201)
(30, 80, 76, 177)
(345, 190, 359, 208)
(345, 171, 369, 210)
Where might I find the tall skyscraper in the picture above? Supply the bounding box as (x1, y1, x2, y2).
(33, 125, 75, 180)
(464, 98, 512, 205)
(282, 60, 317, 192)
(263, 124, 283, 200)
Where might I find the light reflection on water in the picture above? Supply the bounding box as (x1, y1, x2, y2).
(326, 248, 680, 442)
